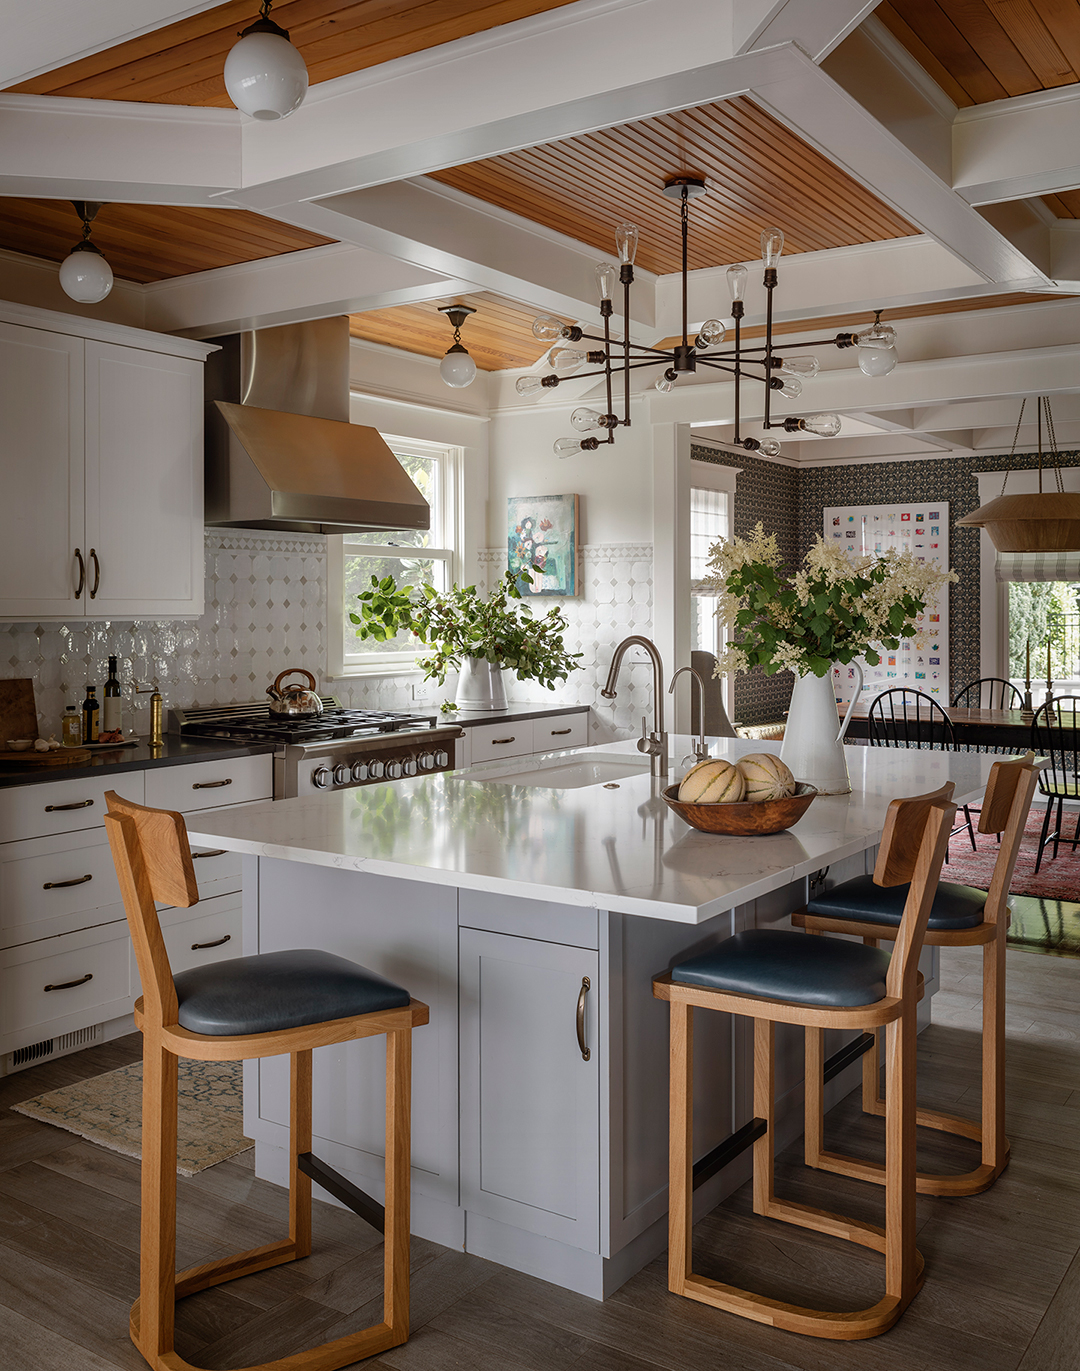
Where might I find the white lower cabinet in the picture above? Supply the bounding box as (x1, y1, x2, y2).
(456, 709, 588, 769)
(458, 926, 600, 1252)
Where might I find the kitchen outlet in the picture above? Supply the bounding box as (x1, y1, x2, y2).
(412, 681, 434, 703)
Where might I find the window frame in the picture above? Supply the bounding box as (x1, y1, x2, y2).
(327, 435, 461, 677)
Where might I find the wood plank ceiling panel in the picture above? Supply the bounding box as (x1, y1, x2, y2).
(0, 199, 334, 282)
(878, 1, 1080, 105)
(349, 292, 559, 369)
(5, 0, 582, 105)
(429, 96, 916, 275)
(1044, 189, 1080, 217)
(654, 291, 1075, 351)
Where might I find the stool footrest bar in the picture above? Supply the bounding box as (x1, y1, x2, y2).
(297, 1152, 385, 1233)
(823, 1032, 877, 1084)
(693, 1117, 768, 1191)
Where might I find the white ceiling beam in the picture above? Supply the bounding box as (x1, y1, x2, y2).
(736, 0, 881, 63)
(0, 93, 240, 203)
(0, 1, 225, 86)
(952, 86, 1080, 206)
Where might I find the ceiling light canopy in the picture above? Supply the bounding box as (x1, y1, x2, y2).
(438, 304, 478, 388)
(59, 201, 113, 303)
(224, 1, 308, 121)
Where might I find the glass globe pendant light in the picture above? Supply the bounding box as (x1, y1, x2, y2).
(59, 202, 113, 304)
(224, 0, 309, 121)
(438, 304, 478, 388)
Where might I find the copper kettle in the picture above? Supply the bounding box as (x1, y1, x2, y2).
(266, 669, 323, 717)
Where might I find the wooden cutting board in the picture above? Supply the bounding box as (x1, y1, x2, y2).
(0, 747, 92, 766)
(0, 679, 39, 743)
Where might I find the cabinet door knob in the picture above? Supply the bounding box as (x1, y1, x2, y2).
(44, 972, 93, 992)
(88, 548, 100, 600)
(576, 976, 591, 1061)
(43, 873, 92, 890)
(73, 548, 85, 598)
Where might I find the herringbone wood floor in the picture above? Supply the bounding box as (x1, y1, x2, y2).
(1, 944, 1078, 1371)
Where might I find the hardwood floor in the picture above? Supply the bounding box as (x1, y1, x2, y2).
(2, 944, 1078, 1370)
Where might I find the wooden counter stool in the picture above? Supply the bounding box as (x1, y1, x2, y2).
(654, 783, 956, 1340)
(793, 753, 1044, 1197)
(103, 791, 428, 1371)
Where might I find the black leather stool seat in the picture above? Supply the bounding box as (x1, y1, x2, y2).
(807, 875, 987, 931)
(173, 949, 411, 1036)
(671, 929, 892, 1008)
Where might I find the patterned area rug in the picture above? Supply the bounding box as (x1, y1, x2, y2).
(12, 1058, 252, 1176)
(946, 802, 1080, 902)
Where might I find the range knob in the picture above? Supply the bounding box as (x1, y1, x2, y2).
(435, 750, 449, 768)
(386, 760, 403, 780)
(312, 766, 331, 790)
(402, 757, 418, 776)
(368, 759, 385, 779)
(351, 759, 368, 783)
(419, 751, 434, 770)
(333, 763, 350, 787)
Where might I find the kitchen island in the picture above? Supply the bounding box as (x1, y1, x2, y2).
(186, 739, 995, 1299)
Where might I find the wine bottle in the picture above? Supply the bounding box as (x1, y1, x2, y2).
(103, 655, 122, 733)
(82, 685, 100, 743)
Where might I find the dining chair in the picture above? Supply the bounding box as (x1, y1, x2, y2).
(1031, 698, 1080, 873)
(867, 689, 977, 854)
(104, 790, 428, 1371)
(794, 752, 1046, 1197)
(951, 678, 1024, 711)
(654, 783, 956, 1340)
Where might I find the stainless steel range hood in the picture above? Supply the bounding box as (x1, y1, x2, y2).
(204, 316, 430, 534)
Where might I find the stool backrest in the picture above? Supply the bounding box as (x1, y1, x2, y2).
(103, 791, 199, 1029)
(868, 689, 956, 750)
(978, 752, 1046, 924)
(873, 782, 956, 1002)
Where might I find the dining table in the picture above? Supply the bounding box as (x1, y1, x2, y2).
(842, 702, 1033, 750)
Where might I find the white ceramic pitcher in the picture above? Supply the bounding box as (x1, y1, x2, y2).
(779, 662, 864, 795)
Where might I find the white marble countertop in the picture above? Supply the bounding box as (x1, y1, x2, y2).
(187, 739, 995, 924)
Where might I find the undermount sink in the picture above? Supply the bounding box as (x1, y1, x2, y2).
(485, 751, 652, 789)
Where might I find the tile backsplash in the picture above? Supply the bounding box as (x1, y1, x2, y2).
(0, 532, 653, 739)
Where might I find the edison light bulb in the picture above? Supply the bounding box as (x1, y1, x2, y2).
(595, 262, 617, 301)
(760, 228, 784, 269)
(516, 375, 544, 395)
(570, 408, 603, 432)
(654, 371, 676, 394)
(695, 319, 726, 348)
(532, 315, 568, 343)
(727, 263, 748, 303)
(549, 347, 585, 375)
(779, 355, 819, 377)
(801, 413, 842, 437)
(615, 222, 639, 265)
(759, 439, 781, 457)
(776, 376, 802, 399)
(553, 437, 582, 459)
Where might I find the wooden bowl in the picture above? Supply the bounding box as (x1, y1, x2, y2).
(661, 781, 818, 835)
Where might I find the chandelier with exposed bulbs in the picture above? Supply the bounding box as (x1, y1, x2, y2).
(516, 178, 898, 458)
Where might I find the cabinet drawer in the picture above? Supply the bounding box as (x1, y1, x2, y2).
(0, 771, 145, 844)
(143, 895, 242, 983)
(0, 830, 123, 948)
(0, 920, 133, 1054)
(145, 754, 272, 813)
(533, 713, 588, 752)
(467, 720, 535, 764)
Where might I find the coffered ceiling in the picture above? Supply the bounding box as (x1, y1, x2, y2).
(349, 292, 556, 370)
(877, 1, 1080, 107)
(4, 0, 581, 105)
(0, 198, 333, 283)
(429, 96, 916, 276)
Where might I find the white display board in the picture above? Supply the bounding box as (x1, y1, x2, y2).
(824, 502, 950, 708)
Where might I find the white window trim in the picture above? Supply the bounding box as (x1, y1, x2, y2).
(328, 435, 461, 677)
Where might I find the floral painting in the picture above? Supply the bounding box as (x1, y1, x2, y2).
(508, 494, 579, 596)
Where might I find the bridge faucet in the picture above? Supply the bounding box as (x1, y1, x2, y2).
(668, 666, 711, 764)
(601, 636, 669, 778)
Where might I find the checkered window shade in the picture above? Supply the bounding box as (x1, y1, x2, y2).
(995, 551, 1080, 582)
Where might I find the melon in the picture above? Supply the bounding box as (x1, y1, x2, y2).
(678, 758, 745, 804)
(736, 753, 796, 802)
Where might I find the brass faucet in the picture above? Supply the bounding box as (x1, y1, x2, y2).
(601, 636, 668, 778)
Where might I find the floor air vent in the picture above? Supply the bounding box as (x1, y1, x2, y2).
(3, 1023, 104, 1074)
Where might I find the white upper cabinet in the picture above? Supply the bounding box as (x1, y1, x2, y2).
(0, 301, 214, 622)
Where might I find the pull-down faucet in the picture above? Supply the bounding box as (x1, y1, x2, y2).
(601, 636, 669, 778)
(668, 666, 711, 764)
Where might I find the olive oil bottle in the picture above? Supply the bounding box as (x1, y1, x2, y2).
(82, 685, 100, 743)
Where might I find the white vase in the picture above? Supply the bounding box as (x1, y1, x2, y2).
(454, 657, 508, 712)
(779, 663, 863, 795)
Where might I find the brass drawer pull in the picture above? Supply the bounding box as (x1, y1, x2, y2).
(191, 934, 231, 950)
(192, 779, 232, 789)
(45, 799, 94, 812)
(89, 548, 100, 599)
(43, 873, 92, 890)
(492, 737, 515, 745)
(576, 977, 591, 1061)
(44, 972, 93, 992)
(191, 849, 227, 860)
(551, 727, 572, 736)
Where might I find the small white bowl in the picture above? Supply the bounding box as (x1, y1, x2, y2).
(7, 739, 33, 751)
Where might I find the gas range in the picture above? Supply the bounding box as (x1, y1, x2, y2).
(169, 698, 464, 798)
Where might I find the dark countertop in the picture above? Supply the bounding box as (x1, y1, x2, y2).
(438, 702, 589, 729)
(0, 737, 278, 788)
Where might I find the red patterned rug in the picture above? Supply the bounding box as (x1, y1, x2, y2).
(946, 802, 1080, 902)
